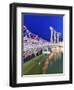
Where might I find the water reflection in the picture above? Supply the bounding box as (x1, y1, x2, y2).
(43, 47, 63, 74)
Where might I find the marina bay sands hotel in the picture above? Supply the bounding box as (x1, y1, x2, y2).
(49, 26, 62, 43)
(23, 26, 63, 62)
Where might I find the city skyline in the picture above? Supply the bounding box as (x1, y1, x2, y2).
(23, 14, 63, 42)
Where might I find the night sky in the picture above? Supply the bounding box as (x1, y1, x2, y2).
(23, 13, 63, 41)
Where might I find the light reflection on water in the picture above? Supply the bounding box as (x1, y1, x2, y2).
(48, 52, 63, 74)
